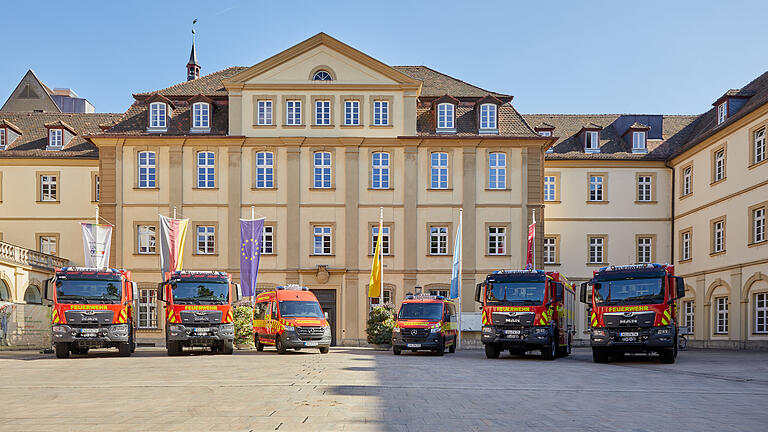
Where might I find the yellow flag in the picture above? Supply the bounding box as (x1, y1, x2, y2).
(368, 223, 382, 298)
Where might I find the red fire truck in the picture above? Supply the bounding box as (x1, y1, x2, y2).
(476, 270, 575, 360)
(580, 264, 685, 363)
(391, 294, 458, 356)
(158, 271, 240, 356)
(47, 267, 137, 359)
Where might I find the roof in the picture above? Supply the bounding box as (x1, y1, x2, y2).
(188, 41, 199, 67)
(393, 66, 511, 99)
(0, 70, 61, 113)
(416, 104, 539, 138)
(103, 98, 229, 136)
(134, 67, 247, 98)
(0, 112, 121, 158)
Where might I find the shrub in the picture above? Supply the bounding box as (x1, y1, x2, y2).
(366, 304, 395, 345)
(233, 305, 254, 346)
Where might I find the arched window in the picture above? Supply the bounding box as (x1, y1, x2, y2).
(0, 279, 10, 301)
(197, 151, 215, 188)
(312, 70, 333, 81)
(437, 103, 454, 130)
(24, 285, 41, 304)
(149, 102, 167, 129)
(192, 102, 210, 129)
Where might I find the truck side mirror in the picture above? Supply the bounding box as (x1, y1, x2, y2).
(555, 283, 564, 302)
(675, 277, 686, 300)
(234, 283, 242, 302)
(324, 311, 329, 320)
(157, 283, 165, 302)
(475, 283, 482, 303)
(44, 277, 54, 301)
(580, 283, 588, 304)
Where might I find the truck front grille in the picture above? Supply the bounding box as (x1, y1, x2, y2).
(296, 327, 325, 340)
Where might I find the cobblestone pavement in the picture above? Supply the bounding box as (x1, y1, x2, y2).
(1, 346, 767, 431)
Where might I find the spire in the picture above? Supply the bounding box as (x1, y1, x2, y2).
(187, 19, 200, 81)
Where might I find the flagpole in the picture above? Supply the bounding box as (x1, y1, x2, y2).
(379, 207, 384, 306)
(251, 206, 255, 220)
(95, 205, 99, 225)
(457, 208, 463, 351)
(532, 209, 536, 270)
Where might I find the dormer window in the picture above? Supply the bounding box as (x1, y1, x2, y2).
(149, 102, 167, 130)
(192, 102, 210, 130)
(585, 131, 600, 153)
(632, 131, 647, 153)
(479, 104, 497, 131)
(437, 103, 455, 131)
(0, 129, 5, 150)
(538, 130, 552, 137)
(48, 129, 63, 148)
(717, 101, 727, 125)
(312, 70, 332, 81)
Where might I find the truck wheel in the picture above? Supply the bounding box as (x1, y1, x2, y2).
(566, 334, 572, 356)
(484, 343, 500, 359)
(118, 342, 131, 357)
(276, 336, 287, 354)
(255, 335, 264, 352)
(435, 339, 445, 356)
(167, 341, 181, 356)
(223, 340, 234, 355)
(54, 343, 70, 359)
(659, 348, 676, 364)
(319, 346, 330, 354)
(542, 338, 556, 360)
(448, 336, 456, 353)
(592, 347, 609, 363)
(130, 331, 136, 353)
(393, 346, 402, 355)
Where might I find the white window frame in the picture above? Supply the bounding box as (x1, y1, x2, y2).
(713, 220, 725, 253)
(286, 100, 301, 125)
(313, 151, 332, 188)
(430, 152, 448, 189)
(585, 131, 600, 152)
(196, 226, 215, 255)
(437, 103, 454, 130)
(717, 102, 727, 125)
(371, 225, 390, 256)
(137, 225, 156, 254)
(715, 297, 728, 334)
(315, 100, 331, 125)
(373, 100, 389, 126)
(632, 131, 647, 152)
(538, 130, 552, 137)
(255, 151, 274, 189)
(48, 129, 63, 148)
(754, 207, 765, 244)
(589, 237, 604, 264)
(479, 104, 497, 130)
(138, 288, 158, 329)
(261, 225, 274, 255)
(681, 231, 691, 261)
(138, 151, 156, 189)
(638, 175, 652, 202)
(755, 127, 766, 165)
(149, 102, 167, 129)
(487, 226, 506, 256)
(0, 128, 5, 149)
(40, 175, 57, 201)
(257, 100, 273, 125)
(488, 152, 506, 190)
(682, 166, 692, 196)
(344, 100, 360, 126)
(369, 289, 392, 308)
(684, 300, 695, 334)
(371, 152, 390, 189)
(755, 293, 768, 334)
(313, 226, 332, 255)
(637, 237, 652, 264)
(429, 289, 449, 298)
(192, 102, 209, 129)
(544, 176, 556, 201)
(429, 226, 448, 255)
(39, 236, 57, 256)
(589, 175, 604, 201)
(543, 237, 556, 264)
(94, 175, 100, 202)
(714, 149, 725, 182)
(196, 151, 215, 188)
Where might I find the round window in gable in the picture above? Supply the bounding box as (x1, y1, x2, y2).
(312, 70, 333, 81)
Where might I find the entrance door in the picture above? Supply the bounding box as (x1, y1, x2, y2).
(311, 289, 337, 346)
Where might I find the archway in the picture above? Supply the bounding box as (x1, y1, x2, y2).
(24, 286, 42, 304)
(0, 280, 10, 302)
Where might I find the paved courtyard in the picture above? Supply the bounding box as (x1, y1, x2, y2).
(0, 346, 767, 431)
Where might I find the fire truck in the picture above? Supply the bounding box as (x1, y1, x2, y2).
(580, 264, 685, 363)
(475, 270, 575, 360)
(158, 271, 240, 356)
(391, 294, 458, 356)
(46, 267, 137, 359)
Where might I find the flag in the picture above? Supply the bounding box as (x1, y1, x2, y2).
(450, 219, 462, 299)
(368, 221, 383, 298)
(159, 214, 189, 276)
(81, 223, 112, 268)
(240, 218, 265, 297)
(526, 214, 536, 270)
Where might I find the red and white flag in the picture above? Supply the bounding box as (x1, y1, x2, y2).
(526, 212, 536, 270)
(159, 214, 189, 276)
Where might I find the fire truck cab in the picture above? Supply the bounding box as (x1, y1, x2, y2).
(580, 263, 685, 363)
(158, 270, 240, 356)
(46, 267, 138, 359)
(391, 294, 458, 356)
(253, 285, 332, 354)
(476, 270, 575, 360)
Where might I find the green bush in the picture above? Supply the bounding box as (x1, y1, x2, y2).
(233, 305, 254, 346)
(366, 305, 395, 345)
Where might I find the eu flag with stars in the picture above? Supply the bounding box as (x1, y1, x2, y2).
(240, 218, 265, 297)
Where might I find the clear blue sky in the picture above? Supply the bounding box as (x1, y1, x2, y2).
(2, 1, 765, 115)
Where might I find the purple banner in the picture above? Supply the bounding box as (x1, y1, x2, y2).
(240, 219, 265, 297)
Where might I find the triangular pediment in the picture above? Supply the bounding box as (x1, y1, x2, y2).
(1, 70, 61, 113)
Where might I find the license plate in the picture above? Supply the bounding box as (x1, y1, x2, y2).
(194, 328, 210, 334)
(406, 343, 421, 348)
(619, 332, 639, 337)
(304, 342, 319, 347)
(81, 328, 98, 333)
(504, 330, 521, 335)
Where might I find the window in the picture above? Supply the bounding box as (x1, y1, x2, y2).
(684, 300, 695, 334)
(257, 100, 273, 125)
(315, 100, 331, 125)
(369, 289, 392, 307)
(429, 226, 448, 255)
(479, 104, 497, 130)
(261, 225, 274, 254)
(138, 289, 158, 329)
(712, 219, 725, 254)
(632, 131, 647, 152)
(538, 130, 552, 137)
(585, 131, 599, 152)
(589, 236, 604, 264)
(488, 152, 506, 190)
(543, 237, 557, 264)
(371, 152, 390, 189)
(286, 100, 302, 125)
(192, 102, 209, 129)
(544, 176, 556, 201)
(39, 235, 57, 256)
(714, 148, 725, 182)
(756, 293, 768, 334)
(429, 288, 449, 298)
(753, 207, 766, 244)
(138, 151, 156, 189)
(313, 151, 332, 188)
(682, 165, 692, 196)
(197, 151, 215, 188)
(312, 70, 332, 81)
(40, 175, 57, 201)
(344, 100, 360, 126)
(637, 175, 652, 202)
(0, 129, 5, 149)
(487, 227, 506, 255)
(437, 103, 454, 130)
(755, 127, 766, 165)
(715, 297, 728, 334)
(717, 102, 727, 125)
(313, 226, 332, 255)
(196, 226, 215, 255)
(138, 225, 156, 254)
(255, 151, 274, 188)
(48, 129, 62, 148)
(430, 152, 448, 189)
(149, 102, 166, 129)
(589, 175, 604, 201)
(371, 225, 390, 256)
(637, 237, 652, 264)
(373, 100, 389, 126)
(681, 230, 691, 261)
(93, 174, 100, 202)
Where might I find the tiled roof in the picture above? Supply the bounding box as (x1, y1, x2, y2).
(416, 105, 539, 137)
(393, 66, 511, 99)
(103, 99, 229, 136)
(134, 67, 247, 97)
(0, 112, 121, 158)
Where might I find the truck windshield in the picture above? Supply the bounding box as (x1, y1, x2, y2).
(172, 282, 229, 304)
(486, 282, 545, 306)
(56, 279, 121, 304)
(593, 278, 664, 306)
(279, 301, 324, 318)
(398, 303, 443, 320)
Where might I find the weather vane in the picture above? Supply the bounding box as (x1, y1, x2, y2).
(192, 19, 197, 40)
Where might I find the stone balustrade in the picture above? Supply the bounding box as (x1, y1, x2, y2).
(0, 241, 68, 271)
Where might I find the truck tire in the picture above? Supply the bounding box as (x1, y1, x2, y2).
(167, 341, 181, 356)
(118, 342, 131, 357)
(393, 346, 402, 355)
(659, 348, 676, 364)
(592, 347, 609, 363)
(435, 339, 445, 356)
(255, 335, 264, 352)
(484, 343, 500, 359)
(223, 340, 234, 355)
(542, 337, 557, 360)
(54, 343, 70, 359)
(276, 336, 287, 354)
(319, 346, 330, 354)
(448, 336, 456, 353)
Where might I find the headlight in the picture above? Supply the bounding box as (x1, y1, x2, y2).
(169, 324, 185, 332)
(53, 325, 68, 333)
(592, 329, 607, 337)
(111, 324, 129, 333)
(284, 325, 294, 331)
(655, 328, 671, 335)
(430, 327, 441, 333)
(481, 326, 494, 334)
(323, 326, 331, 334)
(393, 327, 401, 333)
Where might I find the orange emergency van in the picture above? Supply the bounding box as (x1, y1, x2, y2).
(252, 285, 331, 354)
(391, 294, 458, 356)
